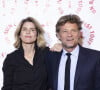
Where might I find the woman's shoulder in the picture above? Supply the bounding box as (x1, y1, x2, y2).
(7, 49, 21, 57)
(3, 49, 21, 65)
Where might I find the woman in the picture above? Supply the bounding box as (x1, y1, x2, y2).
(2, 17, 61, 90)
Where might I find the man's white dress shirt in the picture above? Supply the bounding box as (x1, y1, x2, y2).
(57, 45, 79, 90)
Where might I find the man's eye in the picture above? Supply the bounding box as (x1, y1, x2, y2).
(72, 29, 77, 32)
(63, 30, 67, 32)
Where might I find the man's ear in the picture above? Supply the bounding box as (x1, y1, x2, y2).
(56, 32, 61, 40)
(79, 31, 82, 39)
(78, 31, 83, 45)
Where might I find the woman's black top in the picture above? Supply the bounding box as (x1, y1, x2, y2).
(2, 46, 48, 90)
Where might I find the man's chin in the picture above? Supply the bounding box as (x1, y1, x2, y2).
(64, 45, 77, 49)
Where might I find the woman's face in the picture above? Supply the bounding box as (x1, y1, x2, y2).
(20, 21, 37, 44)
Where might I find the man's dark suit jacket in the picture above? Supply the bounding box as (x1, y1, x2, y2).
(46, 45, 100, 90)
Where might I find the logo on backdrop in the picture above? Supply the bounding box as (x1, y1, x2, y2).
(0, 24, 16, 58)
(81, 22, 95, 47)
(0, 0, 97, 58)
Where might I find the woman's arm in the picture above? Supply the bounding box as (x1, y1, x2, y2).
(2, 55, 15, 90)
(50, 43, 62, 52)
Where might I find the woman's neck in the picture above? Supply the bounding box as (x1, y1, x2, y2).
(22, 43, 35, 65)
(22, 43, 35, 53)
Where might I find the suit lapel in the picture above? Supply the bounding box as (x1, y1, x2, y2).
(53, 50, 63, 90)
(74, 46, 88, 89)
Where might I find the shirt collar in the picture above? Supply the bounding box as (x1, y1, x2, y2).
(62, 45, 79, 57)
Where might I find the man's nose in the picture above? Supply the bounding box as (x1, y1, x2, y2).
(67, 31, 72, 36)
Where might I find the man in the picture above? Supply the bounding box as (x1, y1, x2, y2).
(46, 14, 100, 90)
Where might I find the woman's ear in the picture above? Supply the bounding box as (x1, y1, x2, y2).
(19, 34, 21, 38)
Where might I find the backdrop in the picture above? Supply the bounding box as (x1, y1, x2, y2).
(0, 0, 100, 88)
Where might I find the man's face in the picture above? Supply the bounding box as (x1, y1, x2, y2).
(57, 22, 81, 51)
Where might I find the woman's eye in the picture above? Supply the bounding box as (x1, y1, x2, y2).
(32, 29, 35, 31)
(22, 28, 26, 31)
(31, 29, 36, 32)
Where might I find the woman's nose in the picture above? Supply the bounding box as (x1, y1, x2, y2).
(26, 29, 30, 33)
